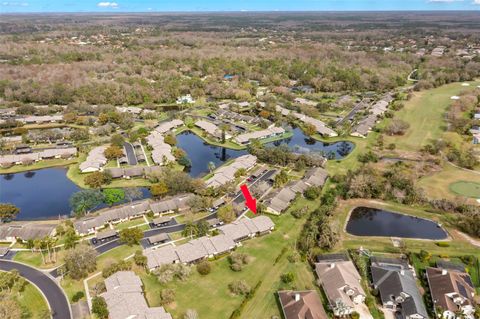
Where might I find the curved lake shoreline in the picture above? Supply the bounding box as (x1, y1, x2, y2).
(345, 206, 448, 240)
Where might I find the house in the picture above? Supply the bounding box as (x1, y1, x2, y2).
(116, 106, 143, 115)
(149, 194, 194, 215)
(426, 266, 476, 319)
(18, 115, 63, 124)
(151, 216, 172, 227)
(145, 216, 274, 270)
(205, 155, 257, 188)
(278, 290, 328, 319)
(145, 216, 273, 269)
(303, 167, 328, 187)
(264, 187, 297, 215)
(234, 127, 285, 145)
(315, 254, 366, 316)
(291, 85, 314, 94)
(371, 257, 428, 319)
(147, 233, 170, 246)
(101, 271, 172, 319)
(79, 146, 108, 173)
(195, 120, 228, 140)
(292, 112, 337, 137)
(93, 229, 118, 244)
(176, 94, 195, 104)
(0, 223, 57, 242)
(294, 97, 317, 106)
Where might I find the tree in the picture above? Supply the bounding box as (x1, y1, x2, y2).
(63, 228, 79, 249)
(304, 123, 317, 136)
(182, 222, 199, 238)
(64, 244, 97, 280)
(84, 172, 110, 188)
(419, 250, 431, 262)
(151, 182, 168, 197)
(124, 187, 143, 202)
(119, 228, 143, 246)
(104, 145, 124, 160)
(159, 289, 175, 305)
(304, 186, 321, 200)
(110, 134, 125, 147)
(0, 203, 19, 221)
(69, 190, 104, 216)
(196, 220, 210, 237)
(274, 170, 289, 187)
(103, 188, 125, 206)
(134, 250, 147, 267)
(228, 280, 250, 295)
(70, 128, 89, 141)
(164, 134, 176, 146)
(0, 294, 22, 319)
(91, 296, 109, 319)
(234, 168, 246, 178)
(217, 204, 236, 223)
(178, 155, 192, 167)
(196, 260, 211, 275)
(281, 272, 294, 284)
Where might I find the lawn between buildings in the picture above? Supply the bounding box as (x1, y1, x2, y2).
(18, 281, 51, 319)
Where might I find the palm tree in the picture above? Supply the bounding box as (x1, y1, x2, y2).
(33, 239, 45, 265)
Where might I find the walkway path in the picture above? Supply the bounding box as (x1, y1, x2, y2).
(0, 260, 72, 319)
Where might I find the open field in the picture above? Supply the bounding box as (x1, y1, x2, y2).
(385, 81, 480, 151)
(449, 181, 480, 198)
(418, 162, 480, 202)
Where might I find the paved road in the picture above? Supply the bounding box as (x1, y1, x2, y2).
(123, 142, 138, 165)
(0, 260, 71, 319)
(233, 169, 276, 206)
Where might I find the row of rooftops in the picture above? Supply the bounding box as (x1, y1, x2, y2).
(194, 120, 223, 139)
(205, 154, 257, 188)
(79, 145, 107, 172)
(74, 194, 193, 235)
(351, 95, 393, 138)
(264, 167, 328, 214)
(146, 119, 183, 165)
(17, 114, 64, 124)
(0, 222, 57, 242)
(102, 271, 172, 319)
(105, 165, 163, 179)
(234, 126, 285, 144)
(275, 105, 337, 137)
(0, 147, 77, 166)
(145, 216, 274, 268)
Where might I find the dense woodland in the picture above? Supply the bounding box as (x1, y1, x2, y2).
(1, 13, 480, 107)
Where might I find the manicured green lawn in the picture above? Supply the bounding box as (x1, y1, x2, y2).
(14, 249, 66, 269)
(141, 198, 318, 318)
(449, 181, 480, 198)
(114, 218, 147, 231)
(18, 282, 50, 318)
(418, 162, 480, 203)
(385, 81, 480, 151)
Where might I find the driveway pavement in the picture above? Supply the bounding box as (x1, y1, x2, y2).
(0, 260, 72, 319)
(123, 142, 138, 165)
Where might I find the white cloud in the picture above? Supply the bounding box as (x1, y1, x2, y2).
(1, 1, 28, 6)
(427, 0, 463, 2)
(97, 2, 118, 8)
(473, 0, 480, 4)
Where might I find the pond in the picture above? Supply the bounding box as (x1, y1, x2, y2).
(0, 167, 151, 220)
(266, 128, 354, 159)
(1, 167, 80, 220)
(176, 131, 247, 178)
(346, 207, 448, 240)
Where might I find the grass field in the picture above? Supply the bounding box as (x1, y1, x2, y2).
(18, 282, 51, 318)
(141, 197, 319, 319)
(449, 181, 480, 198)
(385, 81, 480, 151)
(418, 162, 480, 202)
(13, 249, 67, 269)
(0, 158, 78, 174)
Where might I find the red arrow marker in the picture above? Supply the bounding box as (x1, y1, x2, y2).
(240, 184, 257, 214)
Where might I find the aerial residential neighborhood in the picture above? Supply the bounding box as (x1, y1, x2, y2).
(1, 5, 480, 319)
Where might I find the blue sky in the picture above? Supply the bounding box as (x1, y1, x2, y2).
(1, 0, 480, 13)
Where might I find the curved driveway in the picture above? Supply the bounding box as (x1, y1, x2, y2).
(0, 260, 72, 319)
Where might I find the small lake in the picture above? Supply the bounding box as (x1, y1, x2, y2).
(346, 207, 448, 240)
(1, 167, 80, 220)
(0, 167, 151, 220)
(176, 131, 247, 177)
(266, 128, 354, 159)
